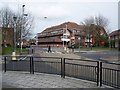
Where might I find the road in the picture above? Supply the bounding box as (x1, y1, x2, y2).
(75, 51, 120, 61)
(34, 47, 120, 61)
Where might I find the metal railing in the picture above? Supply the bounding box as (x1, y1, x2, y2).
(3, 55, 31, 73)
(64, 58, 99, 86)
(2, 55, 120, 89)
(99, 61, 120, 88)
(33, 57, 62, 75)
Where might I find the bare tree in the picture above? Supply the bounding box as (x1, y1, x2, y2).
(81, 15, 109, 33)
(0, 8, 13, 46)
(21, 13, 34, 39)
(0, 7, 34, 46)
(95, 14, 109, 29)
(81, 15, 109, 47)
(81, 16, 97, 42)
(0, 7, 14, 27)
(81, 16, 94, 26)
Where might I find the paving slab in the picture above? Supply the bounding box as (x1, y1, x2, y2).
(2, 71, 111, 88)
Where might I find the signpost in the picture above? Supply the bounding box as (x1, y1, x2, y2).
(62, 25, 70, 51)
(61, 38, 70, 51)
(62, 25, 70, 47)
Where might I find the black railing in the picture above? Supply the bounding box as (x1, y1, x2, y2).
(33, 57, 61, 75)
(99, 61, 120, 88)
(2, 55, 120, 89)
(64, 58, 99, 86)
(3, 55, 31, 73)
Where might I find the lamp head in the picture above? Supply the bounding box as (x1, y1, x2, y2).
(13, 16, 17, 22)
(22, 5, 25, 7)
(24, 14, 28, 16)
(44, 17, 47, 19)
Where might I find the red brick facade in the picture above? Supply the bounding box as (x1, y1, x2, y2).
(109, 29, 120, 48)
(37, 22, 108, 47)
(37, 22, 86, 47)
(0, 27, 14, 46)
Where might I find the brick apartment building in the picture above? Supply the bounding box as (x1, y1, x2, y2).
(0, 27, 14, 47)
(37, 22, 86, 47)
(37, 22, 108, 47)
(0, 27, 29, 48)
(109, 29, 120, 48)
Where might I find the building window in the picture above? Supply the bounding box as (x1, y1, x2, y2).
(48, 29, 63, 34)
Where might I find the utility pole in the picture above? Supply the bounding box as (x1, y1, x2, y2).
(20, 5, 25, 54)
(65, 24, 67, 48)
(88, 25, 90, 49)
(118, 2, 120, 88)
(20, 5, 27, 54)
(118, 30, 120, 51)
(62, 28, 64, 47)
(78, 37, 81, 52)
(13, 16, 17, 54)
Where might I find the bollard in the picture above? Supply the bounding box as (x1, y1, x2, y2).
(64, 47, 67, 51)
(12, 52, 16, 61)
(66, 48, 69, 53)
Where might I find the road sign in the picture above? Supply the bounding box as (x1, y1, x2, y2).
(61, 38, 70, 42)
(63, 33, 70, 36)
(71, 36, 75, 39)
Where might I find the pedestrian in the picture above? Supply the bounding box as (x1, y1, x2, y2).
(48, 45, 52, 53)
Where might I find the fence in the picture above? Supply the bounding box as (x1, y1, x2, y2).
(64, 58, 99, 86)
(3, 55, 120, 88)
(99, 61, 120, 88)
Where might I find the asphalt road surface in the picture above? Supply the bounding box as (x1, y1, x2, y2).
(75, 51, 120, 61)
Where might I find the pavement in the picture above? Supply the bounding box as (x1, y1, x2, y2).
(2, 71, 110, 88)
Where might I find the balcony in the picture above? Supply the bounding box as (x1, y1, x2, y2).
(38, 38, 62, 43)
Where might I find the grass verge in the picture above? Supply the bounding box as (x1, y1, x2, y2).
(2, 47, 29, 55)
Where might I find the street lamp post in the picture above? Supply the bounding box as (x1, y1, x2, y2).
(13, 16, 17, 53)
(78, 37, 81, 52)
(36, 34, 38, 46)
(118, 30, 120, 51)
(109, 36, 111, 49)
(87, 25, 90, 49)
(20, 5, 28, 54)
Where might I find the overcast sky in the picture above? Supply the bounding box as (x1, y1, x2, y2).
(0, 0, 119, 37)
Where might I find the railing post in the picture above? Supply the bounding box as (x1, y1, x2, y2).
(117, 66, 120, 88)
(100, 62, 102, 87)
(30, 57, 32, 74)
(32, 56, 34, 74)
(61, 58, 63, 78)
(61, 58, 65, 78)
(97, 61, 99, 86)
(63, 58, 65, 78)
(4, 56, 6, 72)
